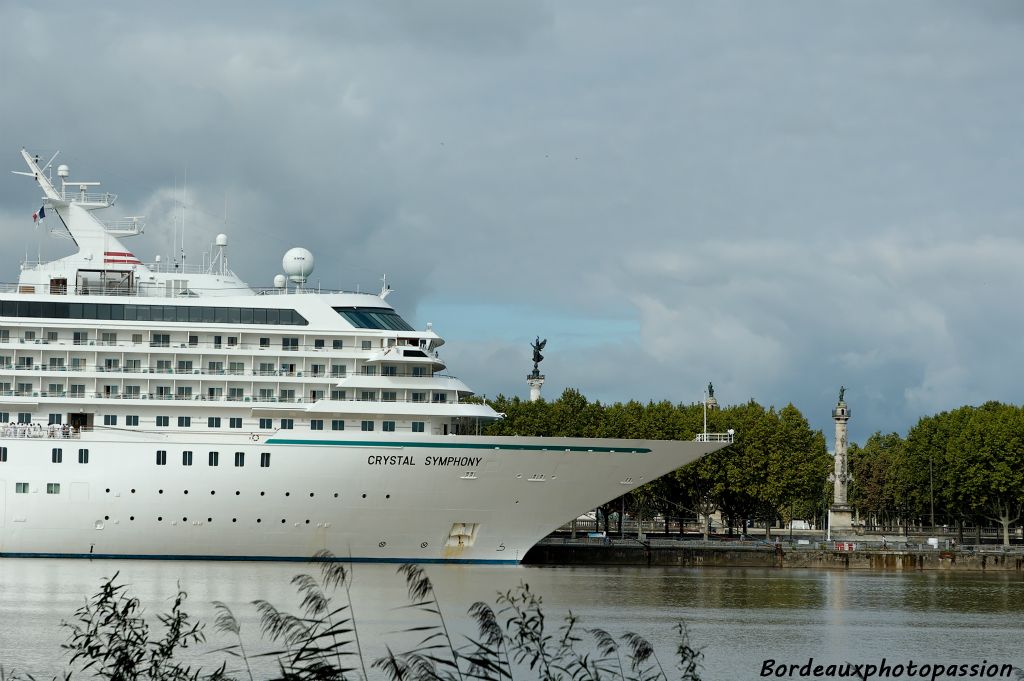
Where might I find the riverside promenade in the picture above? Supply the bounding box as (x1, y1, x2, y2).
(523, 536, 1024, 571)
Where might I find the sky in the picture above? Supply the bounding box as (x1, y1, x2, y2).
(1, 1, 1022, 447)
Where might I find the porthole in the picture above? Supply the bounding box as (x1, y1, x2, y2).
(182, 517, 187, 522)
(281, 519, 286, 523)
(157, 516, 163, 521)
(232, 518, 237, 523)
(333, 493, 338, 498)
(207, 517, 212, 522)
(104, 515, 109, 520)
(304, 519, 310, 524)
(386, 494, 391, 499)
(378, 541, 386, 547)
(309, 492, 315, 497)
(210, 490, 215, 495)
(257, 518, 262, 523)
(158, 489, 164, 494)
(131, 488, 136, 494)
(184, 490, 189, 495)
(105, 488, 110, 493)
(361, 493, 367, 499)
(129, 516, 135, 521)
(420, 542, 428, 548)
(285, 492, 290, 497)
(235, 490, 240, 495)
(260, 491, 265, 496)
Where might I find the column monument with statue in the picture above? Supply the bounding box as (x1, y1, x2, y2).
(527, 337, 546, 402)
(828, 386, 854, 537)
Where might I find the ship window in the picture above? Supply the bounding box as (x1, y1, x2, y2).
(208, 417, 221, 428)
(49, 413, 62, 425)
(103, 415, 117, 426)
(156, 416, 169, 427)
(331, 419, 344, 431)
(177, 417, 191, 427)
(78, 448, 89, 464)
(259, 418, 273, 429)
(310, 419, 323, 431)
(126, 415, 139, 426)
(382, 391, 397, 402)
(17, 413, 30, 424)
(282, 337, 298, 351)
(240, 308, 253, 324)
(280, 419, 293, 430)
(333, 339, 343, 349)
(0, 446, 6, 462)
(259, 337, 270, 348)
(361, 421, 374, 432)
(260, 452, 271, 468)
(156, 450, 167, 466)
(182, 451, 193, 466)
(412, 422, 425, 433)
(234, 451, 245, 467)
(383, 421, 395, 432)
(334, 307, 414, 331)
(0, 412, 7, 422)
(209, 451, 219, 466)
(253, 308, 267, 325)
(52, 448, 62, 463)
(432, 393, 448, 404)
(15, 482, 27, 493)
(412, 392, 426, 403)
(361, 340, 372, 350)
(229, 417, 242, 429)
(314, 339, 325, 349)
(331, 389, 345, 400)
(47, 483, 60, 494)
(266, 309, 280, 325)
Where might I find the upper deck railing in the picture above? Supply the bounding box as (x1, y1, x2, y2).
(0, 281, 364, 298)
(694, 432, 734, 443)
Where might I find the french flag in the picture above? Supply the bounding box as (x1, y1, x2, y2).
(32, 205, 45, 223)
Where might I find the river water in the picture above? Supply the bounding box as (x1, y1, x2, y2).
(1, 559, 1021, 679)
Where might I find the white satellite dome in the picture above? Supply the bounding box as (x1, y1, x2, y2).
(57, 164, 70, 178)
(273, 274, 287, 289)
(215, 233, 228, 247)
(282, 247, 314, 284)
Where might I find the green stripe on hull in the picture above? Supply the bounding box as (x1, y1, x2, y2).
(264, 438, 651, 453)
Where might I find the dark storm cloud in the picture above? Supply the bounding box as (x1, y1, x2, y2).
(1, 1, 1023, 445)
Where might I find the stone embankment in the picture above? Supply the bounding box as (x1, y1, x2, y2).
(523, 539, 1024, 571)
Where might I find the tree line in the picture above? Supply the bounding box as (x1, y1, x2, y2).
(849, 401, 1024, 545)
(482, 389, 831, 538)
(483, 391, 1024, 546)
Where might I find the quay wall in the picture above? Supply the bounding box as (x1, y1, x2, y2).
(522, 542, 1024, 572)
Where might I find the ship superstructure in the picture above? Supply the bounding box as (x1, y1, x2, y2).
(0, 150, 732, 563)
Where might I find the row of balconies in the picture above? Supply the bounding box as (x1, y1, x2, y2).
(0, 364, 439, 379)
(0, 335, 426, 355)
(0, 390, 452, 404)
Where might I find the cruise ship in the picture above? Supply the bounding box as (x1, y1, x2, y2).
(0, 149, 732, 563)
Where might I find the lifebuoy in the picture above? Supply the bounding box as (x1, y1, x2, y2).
(250, 433, 260, 442)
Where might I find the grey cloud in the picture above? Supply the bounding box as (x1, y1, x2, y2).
(1, 1, 1022, 445)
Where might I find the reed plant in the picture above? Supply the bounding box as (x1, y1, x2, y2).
(8, 553, 703, 681)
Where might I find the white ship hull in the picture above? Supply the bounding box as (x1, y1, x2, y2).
(0, 432, 723, 563)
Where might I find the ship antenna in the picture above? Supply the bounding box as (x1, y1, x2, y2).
(181, 167, 187, 269)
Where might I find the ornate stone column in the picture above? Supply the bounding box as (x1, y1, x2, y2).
(828, 387, 854, 537)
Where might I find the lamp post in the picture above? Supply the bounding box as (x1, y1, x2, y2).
(929, 453, 935, 530)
